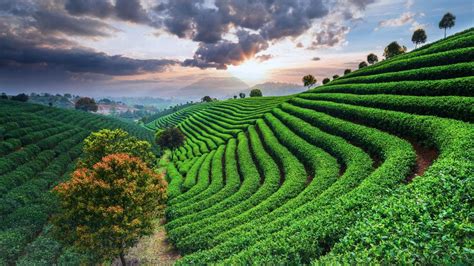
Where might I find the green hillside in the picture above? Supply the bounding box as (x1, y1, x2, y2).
(150, 28, 474, 264)
(0, 100, 157, 264)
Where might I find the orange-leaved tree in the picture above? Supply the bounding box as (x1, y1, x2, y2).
(52, 153, 167, 265)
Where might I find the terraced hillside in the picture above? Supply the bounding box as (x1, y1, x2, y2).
(0, 100, 157, 264)
(153, 28, 474, 264)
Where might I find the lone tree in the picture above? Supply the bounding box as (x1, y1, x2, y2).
(332, 75, 340, 80)
(11, 93, 29, 102)
(81, 129, 156, 168)
(156, 127, 186, 158)
(52, 153, 167, 265)
(75, 97, 98, 112)
(302, 74, 317, 89)
(239, 92, 246, 98)
(412, 28, 427, 48)
(322, 78, 331, 84)
(233, 95, 237, 99)
(250, 88, 263, 97)
(201, 96, 212, 102)
(383, 41, 407, 59)
(344, 69, 351, 75)
(367, 53, 379, 65)
(1, 93, 8, 99)
(439, 12, 456, 38)
(359, 61, 368, 69)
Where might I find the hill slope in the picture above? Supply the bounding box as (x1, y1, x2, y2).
(0, 100, 157, 264)
(152, 28, 474, 264)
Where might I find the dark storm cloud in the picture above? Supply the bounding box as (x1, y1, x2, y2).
(64, 0, 114, 18)
(33, 10, 116, 37)
(115, 0, 150, 23)
(0, 34, 178, 76)
(183, 30, 268, 70)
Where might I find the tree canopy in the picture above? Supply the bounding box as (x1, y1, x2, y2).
(412, 28, 427, 48)
(322, 78, 330, 84)
(383, 41, 407, 59)
(81, 129, 156, 168)
(52, 153, 167, 265)
(75, 97, 98, 112)
(439, 12, 456, 38)
(11, 93, 29, 102)
(344, 69, 351, 75)
(250, 88, 263, 97)
(156, 127, 186, 152)
(359, 61, 368, 69)
(239, 92, 246, 98)
(302, 74, 317, 88)
(201, 96, 212, 102)
(367, 53, 379, 65)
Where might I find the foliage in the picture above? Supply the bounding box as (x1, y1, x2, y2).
(75, 97, 98, 112)
(156, 127, 186, 152)
(81, 129, 156, 168)
(383, 41, 407, 59)
(344, 69, 351, 75)
(52, 153, 167, 263)
(239, 92, 246, 98)
(250, 88, 263, 97)
(201, 96, 213, 102)
(11, 93, 29, 102)
(322, 78, 330, 84)
(302, 74, 317, 88)
(358, 61, 368, 69)
(367, 53, 378, 64)
(439, 12, 456, 38)
(332, 75, 339, 79)
(412, 28, 427, 47)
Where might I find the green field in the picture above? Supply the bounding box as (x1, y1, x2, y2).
(0, 28, 473, 264)
(156, 28, 474, 264)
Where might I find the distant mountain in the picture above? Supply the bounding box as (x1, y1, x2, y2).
(177, 77, 249, 100)
(246, 82, 306, 96)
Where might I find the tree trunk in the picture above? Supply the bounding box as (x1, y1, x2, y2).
(444, 28, 447, 38)
(119, 251, 126, 266)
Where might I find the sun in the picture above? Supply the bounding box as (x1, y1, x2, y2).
(227, 60, 269, 85)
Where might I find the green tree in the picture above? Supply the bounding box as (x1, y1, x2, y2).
(250, 88, 263, 97)
(359, 61, 368, 69)
(302, 74, 317, 89)
(11, 93, 29, 102)
(439, 12, 456, 38)
(0, 93, 8, 99)
(233, 95, 237, 99)
(239, 92, 246, 98)
(412, 28, 427, 48)
(75, 97, 98, 112)
(332, 75, 340, 79)
(156, 127, 186, 158)
(322, 78, 330, 84)
(201, 96, 212, 102)
(383, 41, 407, 59)
(81, 129, 156, 168)
(367, 53, 378, 65)
(52, 153, 167, 265)
(344, 69, 351, 75)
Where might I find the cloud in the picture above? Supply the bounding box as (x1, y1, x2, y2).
(308, 22, 350, 49)
(255, 54, 273, 62)
(64, 0, 114, 18)
(312, 57, 321, 61)
(405, 0, 415, 9)
(376, 12, 416, 30)
(183, 30, 268, 70)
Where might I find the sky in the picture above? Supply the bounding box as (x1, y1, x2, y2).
(0, 0, 472, 98)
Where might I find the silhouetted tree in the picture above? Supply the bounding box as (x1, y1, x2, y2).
(383, 41, 407, 59)
(75, 97, 98, 112)
(201, 96, 212, 102)
(367, 53, 379, 64)
(302, 74, 317, 89)
(0, 93, 8, 99)
(250, 89, 263, 97)
(344, 69, 351, 75)
(439, 12, 456, 38)
(322, 78, 331, 84)
(239, 92, 246, 98)
(412, 28, 427, 48)
(359, 61, 368, 69)
(156, 127, 186, 159)
(11, 93, 29, 102)
(233, 95, 237, 99)
(332, 75, 340, 80)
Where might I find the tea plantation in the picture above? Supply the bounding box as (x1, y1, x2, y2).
(156, 28, 473, 264)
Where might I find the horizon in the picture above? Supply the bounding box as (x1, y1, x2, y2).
(1, 0, 472, 98)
